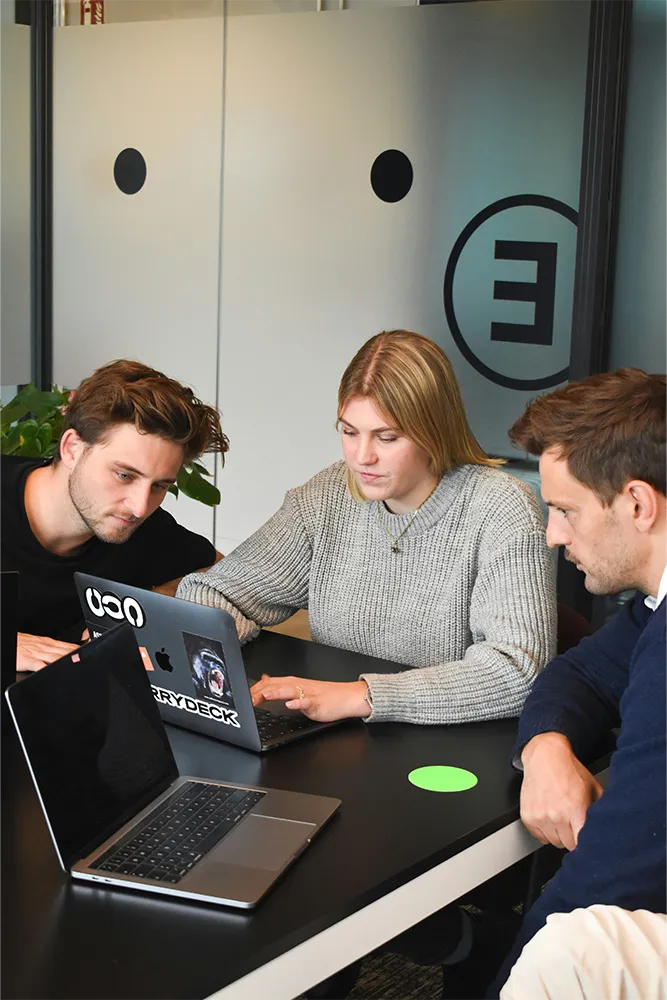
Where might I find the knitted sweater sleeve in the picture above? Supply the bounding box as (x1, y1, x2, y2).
(360, 529, 556, 725)
(175, 488, 312, 643)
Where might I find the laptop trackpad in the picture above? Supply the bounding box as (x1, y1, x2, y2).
(216, 815, 313, 871)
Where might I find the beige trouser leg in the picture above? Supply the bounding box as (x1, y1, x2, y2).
(501, 905, 667, 1000)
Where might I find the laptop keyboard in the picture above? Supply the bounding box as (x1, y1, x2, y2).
(254, 707, 318, 742)
(91, 780, 264, 884)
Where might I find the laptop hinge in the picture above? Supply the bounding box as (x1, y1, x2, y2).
(70, 773, 177, 868)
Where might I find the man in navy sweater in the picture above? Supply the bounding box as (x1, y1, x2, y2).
(491, 368, 666, 999)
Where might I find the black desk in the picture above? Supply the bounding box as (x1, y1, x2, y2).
(2, 632, 541, 1000)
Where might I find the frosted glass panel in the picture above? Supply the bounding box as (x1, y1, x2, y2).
(53, 18, 225, 540)
(609, 0, 666, 374)
(218, 0, 589, 548)
(1, 7, 30, 386)
(63, 1, 224, 24)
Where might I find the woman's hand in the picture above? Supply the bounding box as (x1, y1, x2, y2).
(250, 674, 372, 722)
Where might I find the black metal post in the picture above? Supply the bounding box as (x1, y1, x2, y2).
(559, 0, 632, 618)
(570, 0, 632, 381)
(14, 1, 32, 24)
(30, 0, 54, 390)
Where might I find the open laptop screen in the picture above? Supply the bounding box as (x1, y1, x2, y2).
(1, 571, 18, 692)
(6, 625, 177, 870)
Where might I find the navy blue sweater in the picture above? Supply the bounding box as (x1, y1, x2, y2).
(493, 594, 666, 994)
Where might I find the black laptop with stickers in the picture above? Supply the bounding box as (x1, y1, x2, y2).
(74, 573, 344, 752)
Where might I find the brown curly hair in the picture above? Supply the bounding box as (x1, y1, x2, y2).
(55, 360, 229, 465)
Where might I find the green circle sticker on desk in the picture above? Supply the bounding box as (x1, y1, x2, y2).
(408, 765, 478, 793)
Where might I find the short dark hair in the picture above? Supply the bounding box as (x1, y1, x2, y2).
(56, 360, 229, 465)
(508, 368, 666, 504)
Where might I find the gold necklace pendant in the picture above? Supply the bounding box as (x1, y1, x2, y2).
(376, 503, 420, 553)
(376, 479, 440, 554)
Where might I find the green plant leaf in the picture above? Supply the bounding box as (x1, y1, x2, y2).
(20, 388, 63, 423)
(2, 424, 22, 453)
(178, 467, 220, 506)
(14, 382, 36, 401)
(176, 466, 191, 492)
(191, 461, 212, 476)
(18, 438, 40, 457)
(168, 484, 179, 498)
(15, 422, 40, 458)
(19, 419, 38, 438)
(37, 422, 52, 450)
(14, 418, 49, 458)
(50, 411, 64, 438)
(17, 385, 59, 404)
(1, 400, 29, 429)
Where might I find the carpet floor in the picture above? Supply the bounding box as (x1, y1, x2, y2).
(295, 952, 443, 1000)
(349, 953, 443, 999)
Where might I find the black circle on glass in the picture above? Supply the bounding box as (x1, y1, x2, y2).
(113, 148, 147, 195)
(443, 194, 578, 391)
(370, 149, 413, 203)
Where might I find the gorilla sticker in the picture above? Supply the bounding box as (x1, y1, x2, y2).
(181, 631, 236, 715)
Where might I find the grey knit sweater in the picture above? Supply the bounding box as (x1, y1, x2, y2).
(177, 461, 556, 725)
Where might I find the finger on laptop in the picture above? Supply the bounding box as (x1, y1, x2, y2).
(17, 633, 80, 673)
(250, 676, 304, 705)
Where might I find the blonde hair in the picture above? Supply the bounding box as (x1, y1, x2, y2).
(337, 330, 503, 502)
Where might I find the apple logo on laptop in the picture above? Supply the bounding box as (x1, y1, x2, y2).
(155, 647, 173, 672)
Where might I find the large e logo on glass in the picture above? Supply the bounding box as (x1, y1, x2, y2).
(444, 195, 578, 391)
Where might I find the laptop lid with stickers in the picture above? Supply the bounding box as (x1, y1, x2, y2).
(74, 573, 264, 752)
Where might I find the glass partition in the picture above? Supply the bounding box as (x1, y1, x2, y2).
(1, 0, 31, 390)
(215, 0, 589, 549)
(49, 0, 592, 553)
(63, 0, 223, 23)
(609, 0, 666, 373)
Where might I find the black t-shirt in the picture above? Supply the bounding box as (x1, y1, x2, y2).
(2, 455, 216, 642)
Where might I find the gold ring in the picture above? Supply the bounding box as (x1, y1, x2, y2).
(296, 685, 305, 700)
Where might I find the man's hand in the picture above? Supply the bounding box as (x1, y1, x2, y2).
(520, 732, 604, 851)
(17, 633, 80, 673)
(250, 674, 371, 723)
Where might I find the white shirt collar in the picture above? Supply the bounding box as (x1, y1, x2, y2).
(644, 565, 667, 611)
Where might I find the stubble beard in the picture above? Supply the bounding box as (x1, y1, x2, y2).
(566, 533, 637, 597)
(68, 463, 140, 545)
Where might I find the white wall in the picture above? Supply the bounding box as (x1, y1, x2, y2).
(1, 0, 31, 385)
(0, 4, 17, 30)
(53, 18, 225, 540)
(50, 2, 589, 553)
(216, 1, 588, 552)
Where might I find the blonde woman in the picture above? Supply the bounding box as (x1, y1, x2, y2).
(178, 330, 556, 725)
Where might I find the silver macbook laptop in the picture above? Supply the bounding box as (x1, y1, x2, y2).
(74, 572, 345, 752)
(5, 624, 340, 909)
